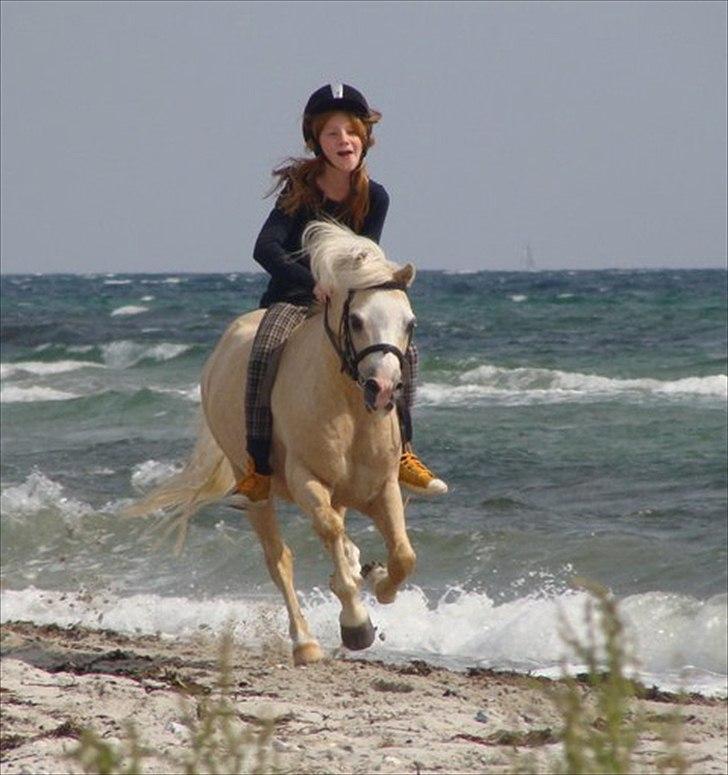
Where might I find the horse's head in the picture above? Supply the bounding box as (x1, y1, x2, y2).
(342, 266, 416, 411)
(303, 220, 417, 412)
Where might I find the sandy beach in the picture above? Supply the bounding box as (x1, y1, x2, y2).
(1, 620, 726, 774)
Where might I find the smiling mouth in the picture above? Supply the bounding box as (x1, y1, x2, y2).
(337, 150, 355, 157)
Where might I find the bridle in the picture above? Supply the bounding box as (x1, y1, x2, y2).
(323, 281, 413, 384)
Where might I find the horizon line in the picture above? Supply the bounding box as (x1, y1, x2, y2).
(1, 265, 727, 277)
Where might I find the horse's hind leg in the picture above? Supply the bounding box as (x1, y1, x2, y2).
(363, 481, 416, 604)
(286, 467, 376, 651)
(247, 502, 323, 666)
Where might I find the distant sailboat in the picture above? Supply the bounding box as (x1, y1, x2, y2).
(522, 242, 536, 272)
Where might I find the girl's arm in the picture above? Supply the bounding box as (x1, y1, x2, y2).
(253, 206, 316, 290)
(360, 183, 390, 244)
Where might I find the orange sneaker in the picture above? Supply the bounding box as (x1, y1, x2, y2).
(399, 450, 448, 496)
(232, 458, 271, 504)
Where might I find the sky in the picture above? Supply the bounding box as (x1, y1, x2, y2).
(1, 0, 726, 273)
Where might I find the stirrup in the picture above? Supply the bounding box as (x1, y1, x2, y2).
(399, 450, 448, 496)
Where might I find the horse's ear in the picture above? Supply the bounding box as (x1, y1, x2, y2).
(393, 263, 416, 288)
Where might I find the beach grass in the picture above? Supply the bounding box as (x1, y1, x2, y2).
(543, 577, 688, 775)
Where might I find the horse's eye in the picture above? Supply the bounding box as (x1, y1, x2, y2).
(407, 318, 417, 332)
(349, 314, 363, 332)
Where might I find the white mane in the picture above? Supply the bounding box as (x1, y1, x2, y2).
(302, 220, 401, 293)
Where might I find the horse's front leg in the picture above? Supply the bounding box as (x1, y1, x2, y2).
(246, 502, 323, 666)
(363, 480, 416, 604)
(287, 465, 376, 651)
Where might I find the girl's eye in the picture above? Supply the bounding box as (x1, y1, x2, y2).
(350, 314, 363, 332)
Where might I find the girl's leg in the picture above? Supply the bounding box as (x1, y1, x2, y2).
(398, 343, 448, 495)
(245, 303, 308, 475)
(398, 343, 418, 445)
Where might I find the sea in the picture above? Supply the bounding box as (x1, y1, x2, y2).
(1, 269, 726, 696)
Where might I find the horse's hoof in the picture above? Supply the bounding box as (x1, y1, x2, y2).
(340, 617, 377, 651)
(292, 641, 324, 666)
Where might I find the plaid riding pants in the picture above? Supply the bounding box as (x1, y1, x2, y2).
(245, 301, 419, 473)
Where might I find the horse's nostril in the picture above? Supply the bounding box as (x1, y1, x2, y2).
(364, 379, 380, 395)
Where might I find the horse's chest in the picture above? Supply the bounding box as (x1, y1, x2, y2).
(273, 384, 400, 502)
(300, 417, 398, 496)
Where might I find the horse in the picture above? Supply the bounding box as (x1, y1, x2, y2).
(128, 220, 418, 666)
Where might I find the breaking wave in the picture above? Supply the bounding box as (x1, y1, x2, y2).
(130, 459, 184, 492)
(419, 364, 728, 406)
(1, 585, 725, 696)
(0, 472, 96, 524)
(0, 386, 81, 403)
(0, 360, 102, 379)
(110, 305, 149, 317)
(99, 341, 193, 369)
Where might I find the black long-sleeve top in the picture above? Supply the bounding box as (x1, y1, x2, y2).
(253, 180, 389, 308)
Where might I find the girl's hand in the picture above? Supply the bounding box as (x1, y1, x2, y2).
(313, 283, 332, 304)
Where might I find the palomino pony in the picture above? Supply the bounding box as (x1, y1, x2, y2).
(129, 221, 419, 665)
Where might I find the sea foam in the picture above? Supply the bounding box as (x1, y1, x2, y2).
(418, 364, 728, 406)
(0, 472, 95, 524)
(151, 384, 201, 402)
(0, 386, 80, 403)
(110, 305, 148, 317)
(1, 585, 724, 696)
(100, 341, 192, 369)
(0, 360, 102, 379)
(131, 459, 184, 492)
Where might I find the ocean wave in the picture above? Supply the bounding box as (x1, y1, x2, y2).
(0, 472, 95, 524)
(1, 383, 201, 408)
(100, 340, 193, 369)
(103, 279, 132, 285)
(0, 360, 102, 379)
(1, 585, 724, 696)
(110, 305, 148, 317)
(151, 384, 201, 402)
(418, 365, 728, 406)
(131, 459, 184, 492)
(0, 385, 80, 403)
(461, 364, 728, 395)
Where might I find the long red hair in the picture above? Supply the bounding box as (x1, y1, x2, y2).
(268, 110, 381, 232)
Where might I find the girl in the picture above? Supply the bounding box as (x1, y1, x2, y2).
(237, 83, 447, 503)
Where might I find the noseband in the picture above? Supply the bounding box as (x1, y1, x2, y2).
(323, 281, 412, 384)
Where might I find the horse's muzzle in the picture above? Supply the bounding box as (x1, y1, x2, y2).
(363, 378, 396, 412)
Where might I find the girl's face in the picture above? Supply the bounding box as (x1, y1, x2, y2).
(318, 112, 364, 172)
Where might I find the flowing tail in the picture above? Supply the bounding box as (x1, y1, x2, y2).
(124, 411, 235, 552)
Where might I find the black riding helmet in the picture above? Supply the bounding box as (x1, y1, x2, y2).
(302, 83, 377, 158)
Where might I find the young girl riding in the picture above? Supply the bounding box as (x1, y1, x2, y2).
(236, 83, 447, 503)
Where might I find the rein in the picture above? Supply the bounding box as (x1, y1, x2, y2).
(323, 281, 412, 383)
